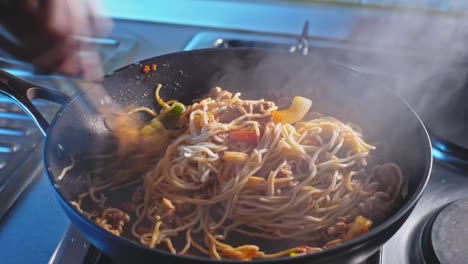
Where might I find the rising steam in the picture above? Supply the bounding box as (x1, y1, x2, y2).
(346, 8, 468, 147)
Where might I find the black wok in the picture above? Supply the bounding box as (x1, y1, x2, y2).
(0, 49, 432, 264)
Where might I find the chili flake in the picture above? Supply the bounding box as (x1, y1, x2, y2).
(142, 65, 150, 74)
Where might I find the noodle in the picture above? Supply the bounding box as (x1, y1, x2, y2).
(57, 156, 75, 181)
(68, 87, 404, 261)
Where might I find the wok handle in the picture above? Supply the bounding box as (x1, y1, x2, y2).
(0, 69, 68, 136)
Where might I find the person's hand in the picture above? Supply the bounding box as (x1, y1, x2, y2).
(0, 0, 112, 80)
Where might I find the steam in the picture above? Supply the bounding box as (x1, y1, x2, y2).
(346, 9, 468, 147)
(211, 6, 468, 154)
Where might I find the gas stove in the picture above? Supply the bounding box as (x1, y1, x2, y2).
(42, 25, 468, 264)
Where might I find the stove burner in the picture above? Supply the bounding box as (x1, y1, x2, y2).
(420, 198, 468, 264)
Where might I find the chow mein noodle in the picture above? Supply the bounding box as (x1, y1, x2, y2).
(64, 86, 405, 261)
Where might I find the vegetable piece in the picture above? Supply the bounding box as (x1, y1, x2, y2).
(141, 101, 186, 134)
(343, 215, 373, 241)
(221, 245, 260, 261)
(152, 84, 187, 128)
(167, 102, 185, 116)
(140, 119, 163, 137)
(223, 151, 249, 164)
(159, 102, 186, 129)
(155, 84, 170, 109)
(272, 96, 312, 124)
(162, 197, 176, 220)
(245, 176, 293, 190)
(229, 130, 258, 144)
(290, 246, 322, 257)
(154, 84, 185, 115)
(142, 65, 150, 74)
(247, 176, 266, 185)
(300, 186, 316, 192)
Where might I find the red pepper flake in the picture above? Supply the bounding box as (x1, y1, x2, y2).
(142, 65, 150, 74)
(229, 130, 258, 144)
(151, 64, 157, 71)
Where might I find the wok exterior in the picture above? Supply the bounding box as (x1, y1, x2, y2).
(56, 195, 417, 264)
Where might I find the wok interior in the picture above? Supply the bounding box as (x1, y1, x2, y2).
(45, 49, 429, 254)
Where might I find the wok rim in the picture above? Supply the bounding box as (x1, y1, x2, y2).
(43, 48, 433, 263)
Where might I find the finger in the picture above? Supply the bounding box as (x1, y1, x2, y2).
(77, 50, 104, 81)
(85, 0, 113, 38)
(31, 38, 104, 80)
(55, 47, 81, 77)
(28, 0, 80, 74)
(30, 37, 81, 75)
(42, 0, 73, 39)
(64, 0, 92, 37)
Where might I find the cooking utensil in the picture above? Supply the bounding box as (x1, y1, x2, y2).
(0, 48, 432, 264)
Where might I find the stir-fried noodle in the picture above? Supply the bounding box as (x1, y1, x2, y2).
(64, 87, 405, 261)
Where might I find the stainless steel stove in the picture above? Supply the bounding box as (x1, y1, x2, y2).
(40, 26, 468, 264)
